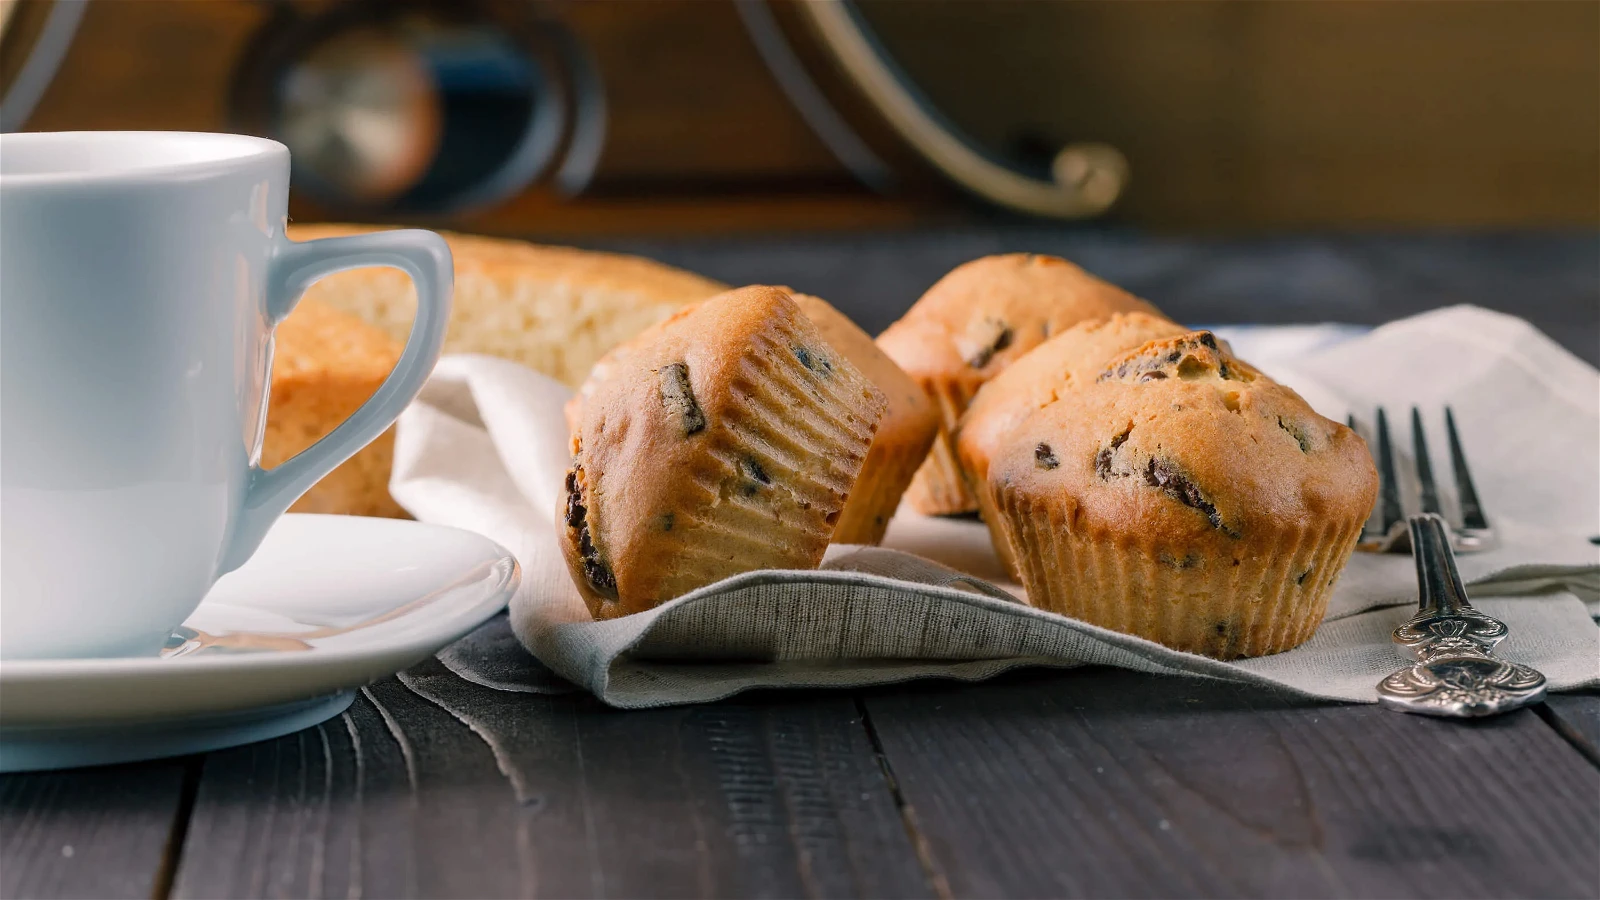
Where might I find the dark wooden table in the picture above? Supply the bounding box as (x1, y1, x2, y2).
(5, 232, 1598, 899)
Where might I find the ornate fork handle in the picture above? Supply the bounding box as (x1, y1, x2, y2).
(1376, 514, 1547, 717)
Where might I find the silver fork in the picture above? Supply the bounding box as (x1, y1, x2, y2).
(1352, 407, 1547, 717)
(1351, 407, 1493, 554)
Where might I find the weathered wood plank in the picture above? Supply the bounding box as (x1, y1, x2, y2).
(173, 660, 929, 899)
(1542, 693, 1600, 766)
(168, 684, 416, 899)
(862, 668, 1600, 899)
(0, 759, 190, 900)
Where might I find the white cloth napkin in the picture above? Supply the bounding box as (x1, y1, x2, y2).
(390, 306, 1600, 708)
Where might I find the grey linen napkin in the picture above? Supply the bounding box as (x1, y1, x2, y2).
(391, 306, 1600, 708)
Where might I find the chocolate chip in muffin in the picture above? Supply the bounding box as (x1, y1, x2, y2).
(960, 317, 1014, 368)
(579, 534, 616, 596)
(1160, 551, 1203, 569)
(1277, 416, 1313, 452)
(742, 456, 772, 485)
(1099, 332, 1239, 384)
(1034, 443, 1061, 470)
(659, 362, 706, 436)
(564, 470, 585, 528)
(792, 345, 834, 377)
(1094, 428, 1132, 480)
(737, 456, 773, 496)
(1143, 457, 1238, 537)
(564, 466, 618, 598)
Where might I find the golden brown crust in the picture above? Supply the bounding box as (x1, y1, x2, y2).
(265, 298, 407, 518)
(987, 331, 1377, 658)
(561, 286, 887, 619)
(564, 302, 701, 433)
(876, 253, 1163, 514)
(286, 223, 728, 387)
(955, 312, 1185, 575)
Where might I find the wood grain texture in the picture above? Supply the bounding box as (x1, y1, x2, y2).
(1542, 694, 1600, 767)
(23, 0, 265, 134)
(173, 661, 930, 899)
(0, 760, 191, 900)
(861, 668, 1600, 899)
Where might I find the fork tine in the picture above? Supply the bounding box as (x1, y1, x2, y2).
(1375, 408, 1404, 534)
(1410, 407, 1441, 515)
(1445, 407, 1489, 530)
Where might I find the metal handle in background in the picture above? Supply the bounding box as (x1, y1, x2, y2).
(794, 0, 1127, 219)
(219, 229, 454, 573)
(0, 0, 88, 132)
(1376, 514, 1547, 717)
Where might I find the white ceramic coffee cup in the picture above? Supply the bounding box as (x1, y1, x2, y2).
(0, 131, 453, 660)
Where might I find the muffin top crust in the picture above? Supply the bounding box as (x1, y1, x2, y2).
(988, 331, 1377, 547)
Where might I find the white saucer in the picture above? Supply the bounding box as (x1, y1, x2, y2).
(0, 514, 520, 772)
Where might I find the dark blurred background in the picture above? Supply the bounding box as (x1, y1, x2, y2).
(5, 0, 1596, 235)
(3, 0, 1596, 356)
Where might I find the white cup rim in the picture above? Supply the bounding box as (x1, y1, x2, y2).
(0, 131, 288, 186)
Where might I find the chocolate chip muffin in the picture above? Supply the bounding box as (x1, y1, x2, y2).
(954, 312, 1185, 576)
(986, 331, 1377, 659)
(562, 286, 887, 619)
(877, 253, 1163, 516)
(568, 289, 938, 545)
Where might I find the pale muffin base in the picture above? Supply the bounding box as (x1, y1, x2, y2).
(991, 482, 1366, 659)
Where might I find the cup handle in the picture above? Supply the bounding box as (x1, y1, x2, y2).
(218, 229, 454, 573)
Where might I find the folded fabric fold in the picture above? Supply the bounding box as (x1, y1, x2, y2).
(392, 305, 1600, 708)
